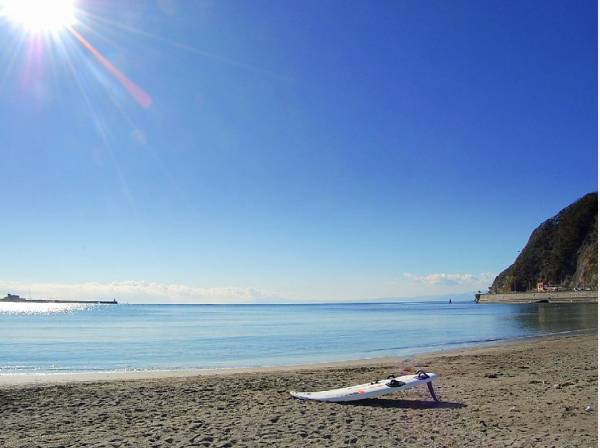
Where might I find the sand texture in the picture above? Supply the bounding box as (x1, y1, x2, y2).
(0, 334, 597, 447)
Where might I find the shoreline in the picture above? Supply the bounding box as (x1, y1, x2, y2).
(1, 328, 595, 388)
(1, 333, 596, 447)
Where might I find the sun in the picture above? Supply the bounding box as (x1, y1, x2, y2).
(0, 0, 76, 33)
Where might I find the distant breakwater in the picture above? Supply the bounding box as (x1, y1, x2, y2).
(475, 290, 597, 304)
(1, 294, 117, 305)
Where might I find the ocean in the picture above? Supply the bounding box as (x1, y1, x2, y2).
(0, 301, 596, 375)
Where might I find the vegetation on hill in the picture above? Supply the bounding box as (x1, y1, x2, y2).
(491, 193, 598, 293)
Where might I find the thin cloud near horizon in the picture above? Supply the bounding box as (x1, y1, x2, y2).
(402, 272, 495, 287)
(0, 274, 493, 304)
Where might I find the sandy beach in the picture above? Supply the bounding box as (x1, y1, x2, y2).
(0, 333, 597, 447)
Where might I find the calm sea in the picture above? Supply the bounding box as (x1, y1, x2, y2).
(0, 301, 596, 374)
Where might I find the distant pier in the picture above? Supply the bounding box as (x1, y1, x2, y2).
(1, 294, 118, 305)
(475, 290, 597, 304)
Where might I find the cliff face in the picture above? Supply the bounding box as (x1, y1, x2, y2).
(491, 193, 598, 293)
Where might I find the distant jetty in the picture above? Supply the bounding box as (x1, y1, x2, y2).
(475, 290, 597, 304)
(1, 294, 118, 305)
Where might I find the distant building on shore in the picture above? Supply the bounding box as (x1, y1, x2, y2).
(536, 282, 563, 292)
(1, 294, 25, 301)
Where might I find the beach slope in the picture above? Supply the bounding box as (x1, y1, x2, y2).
(0, 334, 597, 447)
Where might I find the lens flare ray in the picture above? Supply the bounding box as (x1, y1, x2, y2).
(67, 26, 152, 108)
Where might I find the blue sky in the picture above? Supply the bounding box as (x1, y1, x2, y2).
(0, 0, 597, 303)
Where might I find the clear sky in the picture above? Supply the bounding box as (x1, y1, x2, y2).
(0, 0, 597, 303)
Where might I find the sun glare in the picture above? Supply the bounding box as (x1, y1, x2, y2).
(0, 0, 75, 33)
(0, 0, 152, 108)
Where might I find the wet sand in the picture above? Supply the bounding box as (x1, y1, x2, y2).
(0, 334, 597, 447)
